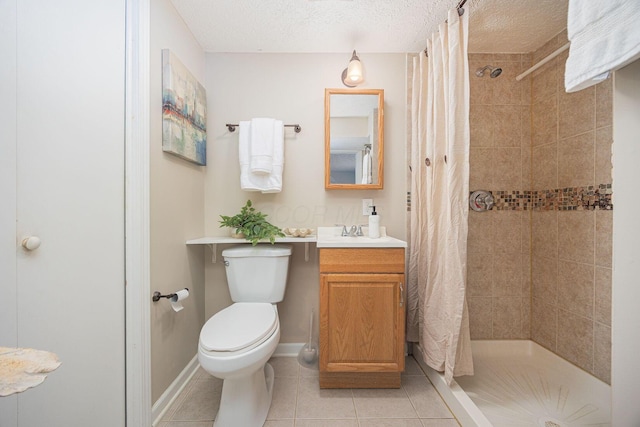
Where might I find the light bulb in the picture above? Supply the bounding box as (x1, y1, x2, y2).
(347, 58, 363, 83)
(341, 50, 364, 87)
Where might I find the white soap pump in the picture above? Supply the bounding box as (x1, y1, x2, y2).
(368, 206, 380, 238)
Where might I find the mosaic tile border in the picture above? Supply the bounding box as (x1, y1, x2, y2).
(407, 185, 613, 212)
(494, 184, 613, 211)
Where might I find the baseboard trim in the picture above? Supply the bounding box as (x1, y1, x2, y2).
(151, 355, 199, 426)
(273, 342, 304, 357)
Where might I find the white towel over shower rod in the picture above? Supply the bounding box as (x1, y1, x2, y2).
(516, 42, 570, 81)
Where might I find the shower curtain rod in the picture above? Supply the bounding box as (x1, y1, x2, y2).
(457, 0, 467, 12)
(516, 42, 570, 81)
(423, 0, 467, 56)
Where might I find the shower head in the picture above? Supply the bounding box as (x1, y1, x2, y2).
(475, 65, 502, 78)
(490, 67, 502, 78)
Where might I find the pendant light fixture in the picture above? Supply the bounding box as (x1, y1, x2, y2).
(341, 50, 364, 87)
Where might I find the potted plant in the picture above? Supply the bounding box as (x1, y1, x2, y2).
(219, 200, 285, 245)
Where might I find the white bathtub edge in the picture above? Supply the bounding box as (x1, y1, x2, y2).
(414, 344, 493, 427)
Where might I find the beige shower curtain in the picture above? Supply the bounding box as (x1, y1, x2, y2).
(407, 8, 473, 384)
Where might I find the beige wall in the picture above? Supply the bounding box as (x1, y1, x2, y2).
(529, 32, 612, 383)
(466, 31, 613, 384)
(467, 53, 532, 340)
(202, 53, 407, 342)
(150, 0, 206, 402)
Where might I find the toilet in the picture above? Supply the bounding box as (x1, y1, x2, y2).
(198, 244, 292, 427)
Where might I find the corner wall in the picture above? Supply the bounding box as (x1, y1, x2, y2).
(150, 0, 206, 402)
(528, 32, 612, 383)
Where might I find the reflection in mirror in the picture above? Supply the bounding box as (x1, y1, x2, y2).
(325, 89, 384, 189)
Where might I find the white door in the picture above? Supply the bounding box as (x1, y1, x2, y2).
(0, 1, 126, 426)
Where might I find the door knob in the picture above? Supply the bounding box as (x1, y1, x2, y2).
(21, 236, 42, 251)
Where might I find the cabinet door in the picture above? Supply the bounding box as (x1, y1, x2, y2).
(320, 273, 405, 373)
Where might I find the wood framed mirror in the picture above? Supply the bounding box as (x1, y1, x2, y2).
(324, 88, 384, 189)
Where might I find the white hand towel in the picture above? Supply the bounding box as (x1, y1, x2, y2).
(565, 0, 640, 92)
(239, 120, 285, 193)
(361, 151, 372, 184)
(250, 118, 276, 175)
(262, 120, 284, 193)
(239, 121, 260, 191)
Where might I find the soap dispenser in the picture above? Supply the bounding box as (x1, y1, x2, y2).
(368, 206, 380, 238)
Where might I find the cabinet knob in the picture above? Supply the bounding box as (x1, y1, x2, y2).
(399, 282, 404, 306)
(21, 236, 42, 251)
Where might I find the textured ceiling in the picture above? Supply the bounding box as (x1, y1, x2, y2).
(170, 0, 568, 54)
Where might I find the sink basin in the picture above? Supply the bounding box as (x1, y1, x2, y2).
(316, 227, 407, 248)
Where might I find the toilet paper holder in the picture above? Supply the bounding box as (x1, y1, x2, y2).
(152, 288, 189, 302)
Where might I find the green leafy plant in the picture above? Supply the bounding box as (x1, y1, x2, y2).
(219, 200, 285, 245)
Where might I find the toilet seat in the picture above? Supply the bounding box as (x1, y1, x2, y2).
(200, 303, 278, 353)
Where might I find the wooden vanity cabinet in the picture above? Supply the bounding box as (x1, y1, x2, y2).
(319, 248, 405, 388)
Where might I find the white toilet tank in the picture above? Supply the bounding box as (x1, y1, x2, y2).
(222, 244, 292, 303)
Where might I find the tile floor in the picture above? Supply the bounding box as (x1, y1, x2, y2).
(158, 355, 460, 427)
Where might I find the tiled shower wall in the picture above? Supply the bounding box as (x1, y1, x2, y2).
(467, 31, 613, 384)
(467, 53, 532, 340)
(528, 32, 612, 383)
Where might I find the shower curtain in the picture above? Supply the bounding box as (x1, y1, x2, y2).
(407, 8, 473, 385)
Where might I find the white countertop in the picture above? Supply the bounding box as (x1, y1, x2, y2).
(185, 227, 407, 261)
(316, 226, 407, 248)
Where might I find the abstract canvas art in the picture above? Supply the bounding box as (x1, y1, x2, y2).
(162, 49, 207, 165)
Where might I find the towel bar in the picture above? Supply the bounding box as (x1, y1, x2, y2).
(226, 123, 301, 133)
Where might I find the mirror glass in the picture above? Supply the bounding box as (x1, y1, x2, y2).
(325, 88, 384, 189)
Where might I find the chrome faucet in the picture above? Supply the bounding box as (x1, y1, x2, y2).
(356, 224, 366, 236)
(338, 224, 361, 237)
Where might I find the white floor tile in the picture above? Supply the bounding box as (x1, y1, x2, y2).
(159, 356, 458, 426)
(267, 377, 298, 420)
(359, 419, 425, 427)
(402, 376, 455, 419)
(353, 387, 418, 419)
(295, 377, 356, 419)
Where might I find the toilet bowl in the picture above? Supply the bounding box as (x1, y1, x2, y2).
(199, 303, 280, 426)
(197, 245, 292, 427)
